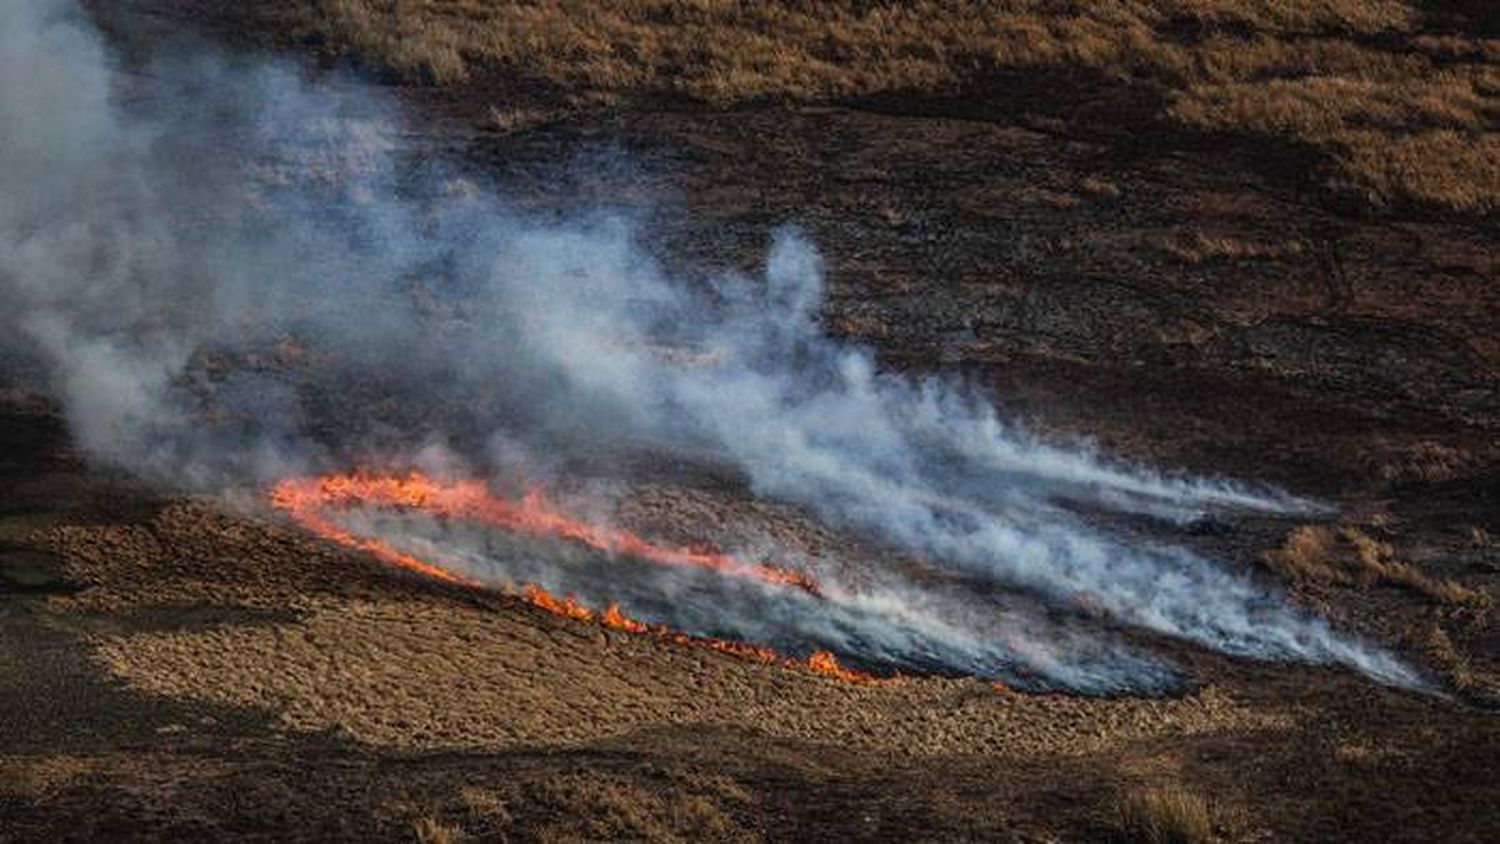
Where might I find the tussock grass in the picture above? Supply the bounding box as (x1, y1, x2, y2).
(519, 772, 754, 843)
(1265, 525, 1490, 608)
(295, 0, 1500, 214)
(1112, 785, 1213, 844)
(411, 815, 464, 844)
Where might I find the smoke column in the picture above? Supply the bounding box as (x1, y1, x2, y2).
(0, 0, 1420, 691)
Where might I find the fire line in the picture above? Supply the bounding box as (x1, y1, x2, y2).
(269, 471, 885, 685)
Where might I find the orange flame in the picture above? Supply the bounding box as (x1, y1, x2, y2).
(271, 472, 821, 596)
(269, 471, 886, 684)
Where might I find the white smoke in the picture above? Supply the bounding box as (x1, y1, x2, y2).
(471, 226, 1416, 688)
(0, 0, 1420, 693)
(331, 504, 1181, 693)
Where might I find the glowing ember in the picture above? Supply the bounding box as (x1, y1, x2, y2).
(270, 471, 885, 684)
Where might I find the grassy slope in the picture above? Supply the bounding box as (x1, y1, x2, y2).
(6, 4, 1498, 841)
(287, 0, 1500, 215)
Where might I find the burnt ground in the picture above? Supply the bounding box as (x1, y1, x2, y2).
(5, 390, 1500, 844)
(4, 3, 1500, 842)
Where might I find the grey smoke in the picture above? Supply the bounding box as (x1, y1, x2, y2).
(338, 505, 1181, 692)
(0, 0, 1420, 693)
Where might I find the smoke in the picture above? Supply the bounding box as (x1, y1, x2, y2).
(331, 503, 1181, 693)
(0, 0, 1420, 692)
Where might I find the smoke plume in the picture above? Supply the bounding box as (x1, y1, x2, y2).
(0, 0, 1419, 693)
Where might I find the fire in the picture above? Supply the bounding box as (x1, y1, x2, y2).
(271, 472, 822, 596)
(269, 471, 886, 684)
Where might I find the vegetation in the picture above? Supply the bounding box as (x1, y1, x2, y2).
(410, 816, 463, 844)
(399, 774, 751, 843)
(1112, 785, 1213, 844)
(1264, 524, 1490, 608)
(294, 1, 1500, 214)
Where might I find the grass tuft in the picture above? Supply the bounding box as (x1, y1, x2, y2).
(1113, 786, 1213, 844)
(411, 815, 464, 844)
(1264, 525, 1490, 608)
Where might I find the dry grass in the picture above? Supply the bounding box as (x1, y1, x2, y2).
(392, 772, 751, 843)
(1112, 785, 1213, 844)
(486, 104, 567, 135)
(1160, 231, 1305, 265)
(1424, 622, 1500, 703)
(520, 773, 753, 844)
(1170, 75, 1500, 213)
(60, 503, 1278, 758)
(1264, 525, 1490, 608)
(0, 756, 100, 802)
(1369, 440, 1473, 484)
(457, 786, 512, 822)
(292, 0, 1500, 213)
(401, 788, 515, 843)
(411, 815, 465, 844)
(1080, 176, 1122, 200)
(1425, 623, 1476, 688)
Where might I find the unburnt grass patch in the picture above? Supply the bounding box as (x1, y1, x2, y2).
(288, 0, 1500, 215)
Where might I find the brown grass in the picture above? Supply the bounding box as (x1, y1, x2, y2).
(519, 773, 753, 844)
(1370, 440, 1473, 484)
(1424, 622, 1500, 704)
(1425, 623, 1476, 688)
(292, 0, 1500, 214)
(1264, 525, 1490, 608)
(388, 772, 752, 843)
(61, 503, 1277, 759)
(1080, 176, 1122, 200)
(1160, 231, 1305, 265)
(457, 786, 511, 822)
(0, 756, 100, 802)
(411, 815, 465, 844)
(1112, 785, 1213, 844)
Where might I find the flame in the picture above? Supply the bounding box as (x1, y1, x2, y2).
(269, 471, 886, 684)
(271, 472, 822, 596)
